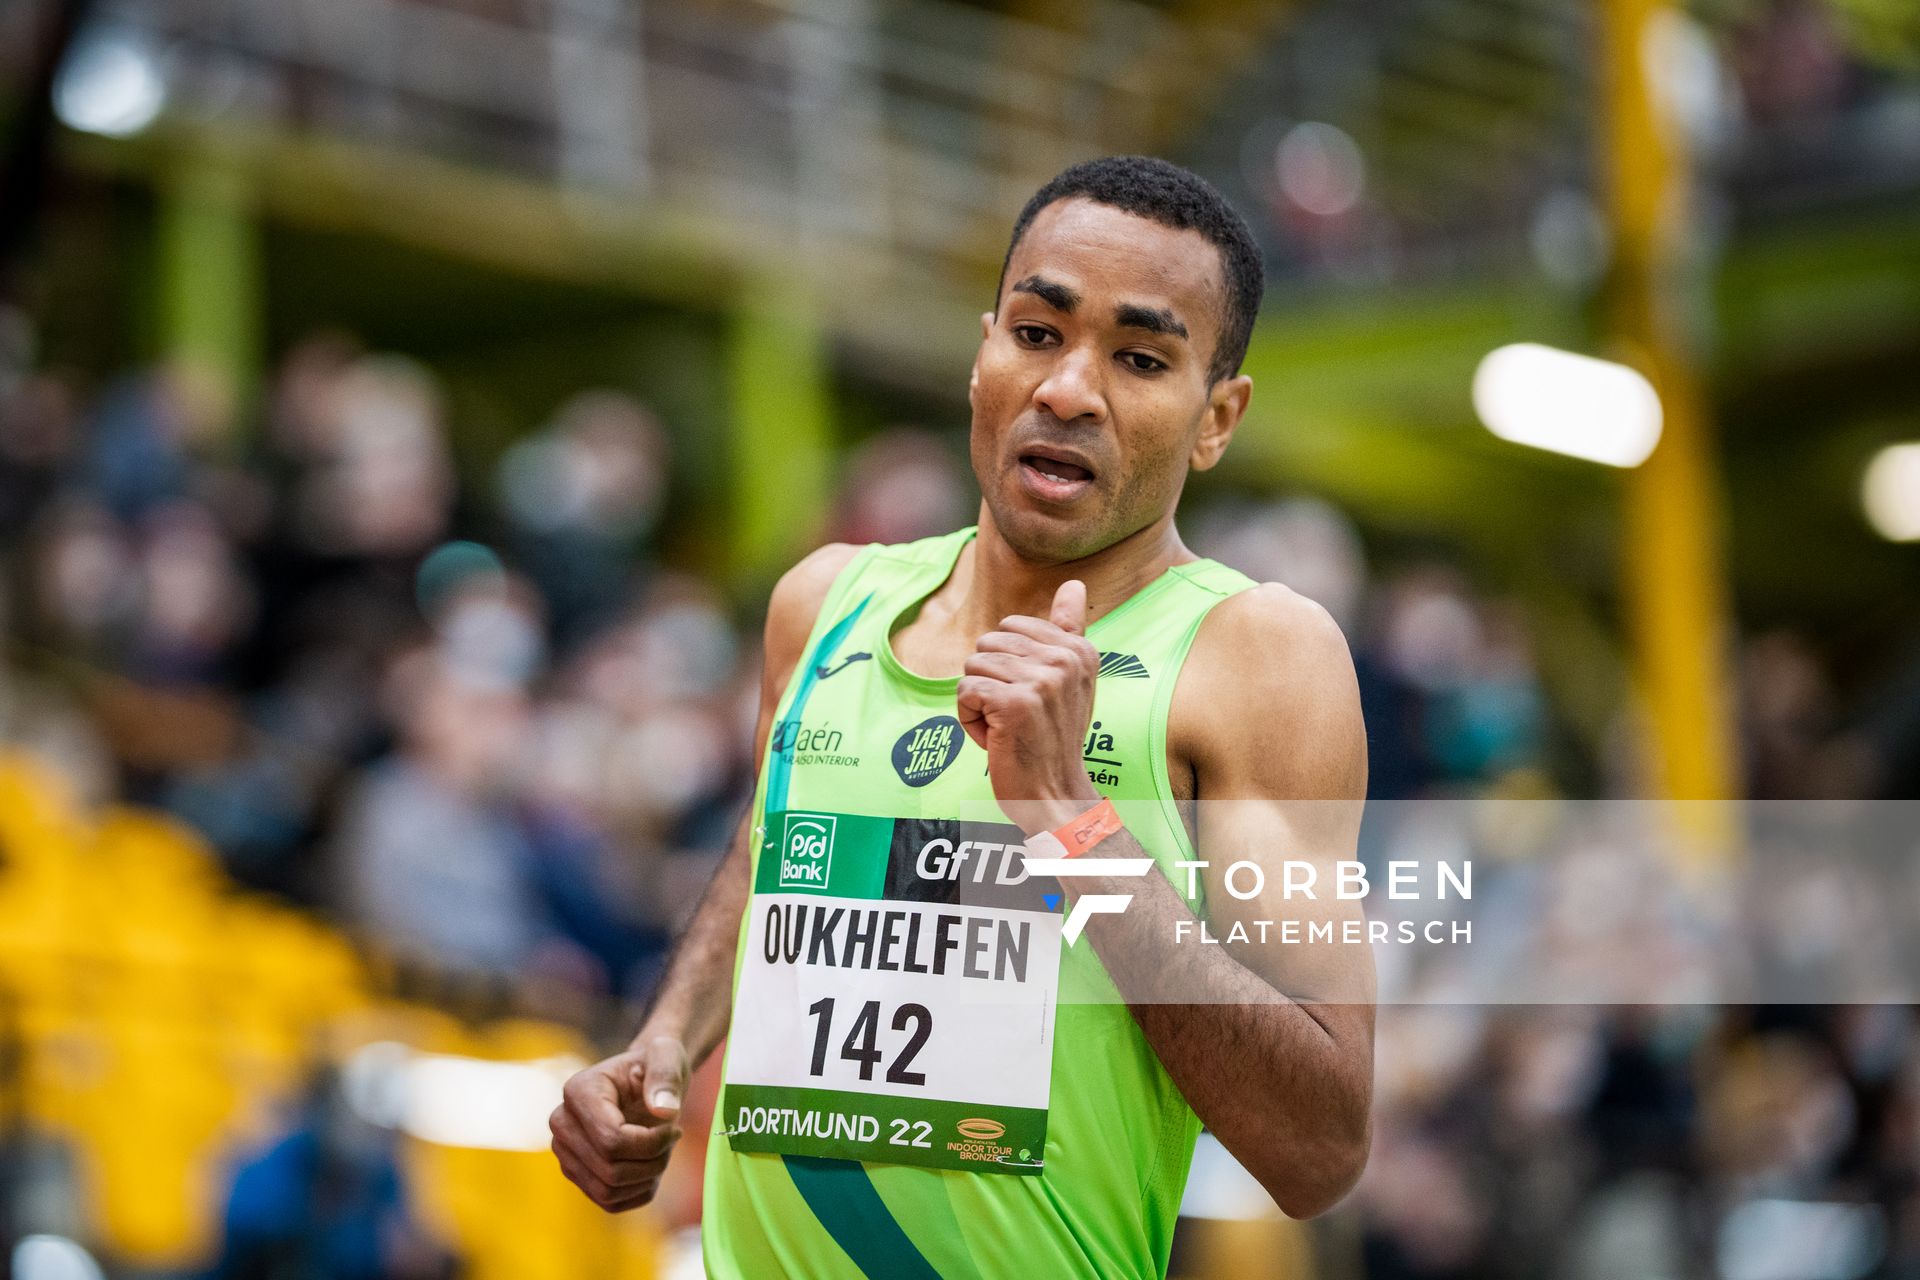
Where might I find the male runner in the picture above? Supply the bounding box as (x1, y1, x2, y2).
(550, 155, 1375, 1278)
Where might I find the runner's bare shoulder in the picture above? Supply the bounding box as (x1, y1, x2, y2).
(1175, 581, 1366, 802)
(764, 543, 868, 691)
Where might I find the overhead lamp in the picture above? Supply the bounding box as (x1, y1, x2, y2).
(1473, 343, 1663, 467)
(53, 29, 165, 138)
(1862, 442, 1920, 542)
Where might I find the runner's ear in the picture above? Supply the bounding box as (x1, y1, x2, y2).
(969, 312, 992, 408)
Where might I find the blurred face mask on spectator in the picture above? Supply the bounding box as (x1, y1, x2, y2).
(967, 197, 1241, 561)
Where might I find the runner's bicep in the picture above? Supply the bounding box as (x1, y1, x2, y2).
(1193, 798, 1374, 1007)
(1187, 598, 1372, 1004)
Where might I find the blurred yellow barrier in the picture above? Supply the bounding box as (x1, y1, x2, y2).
(0, 749, 662, 1276)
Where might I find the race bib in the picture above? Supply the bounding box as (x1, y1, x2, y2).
(723, 811, 1063, 1175)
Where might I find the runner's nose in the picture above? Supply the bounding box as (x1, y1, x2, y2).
(1031, 343, 1108, 426)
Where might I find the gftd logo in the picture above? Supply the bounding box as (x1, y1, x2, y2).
(1021, 853, 1153, 946)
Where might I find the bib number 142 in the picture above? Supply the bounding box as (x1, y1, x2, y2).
(806, 997, 931, 1085)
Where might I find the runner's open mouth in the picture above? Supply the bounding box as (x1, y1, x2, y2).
(1020, 454, 1093, 483)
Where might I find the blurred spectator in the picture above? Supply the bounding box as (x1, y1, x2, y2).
(0, 370, 76, 540)
(1373, 567, 1546, 788)
(78, 365, 222, 524)
(127, 499, 255, 688)
(498, 389, 670, 650)
(825, 427, 970, 546)
(1729, 0, 1855, 128)
(296, 354, 454, 561)
(241, 348, 453, 703)
(205, 1069, 457, 1280)
(1193, 496, 1367, 630)
(334, 643, 552, 977)
(1740, 629, 1878, 799)
(24, 496, 139, 665)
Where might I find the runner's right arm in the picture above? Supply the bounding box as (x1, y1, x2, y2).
(550, 541, 862, 1212)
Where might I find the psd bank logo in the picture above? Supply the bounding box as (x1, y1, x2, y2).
(778, 813, 837, 890)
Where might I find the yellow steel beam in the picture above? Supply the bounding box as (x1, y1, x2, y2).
(1599, 0, 1741, 821)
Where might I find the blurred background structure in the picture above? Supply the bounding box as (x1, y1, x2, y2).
(1, 0, 1918, 1275)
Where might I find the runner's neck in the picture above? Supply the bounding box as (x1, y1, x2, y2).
(953, 507, 1198, 634)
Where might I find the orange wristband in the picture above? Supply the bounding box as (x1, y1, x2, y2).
(1053, 796, 1122, 858)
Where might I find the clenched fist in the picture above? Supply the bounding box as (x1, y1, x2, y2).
(549, 1034, 688, 1212)
(957, 579, 1103, 834)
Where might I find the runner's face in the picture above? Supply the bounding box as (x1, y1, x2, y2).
(970, 198, 1233, 563)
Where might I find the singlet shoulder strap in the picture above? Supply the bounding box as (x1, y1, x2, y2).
(822, 527, 974, 609)
(1166, 557, 1260, 600)
(799, 527, 974, 636)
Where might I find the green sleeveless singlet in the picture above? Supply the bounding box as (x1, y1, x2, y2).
(704, 525, 1257, 1279)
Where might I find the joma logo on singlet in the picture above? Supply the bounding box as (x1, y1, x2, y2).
(777, 814, 837, 889)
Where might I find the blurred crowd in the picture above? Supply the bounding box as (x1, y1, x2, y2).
(0, 325, 758, 1004)
(1355, 1001, 1920, 1280)
(2, 312, 1919, 1280)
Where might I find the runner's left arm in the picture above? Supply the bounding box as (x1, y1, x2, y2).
(1075, 586, 1372, 1220)
(962, 581, 1373, 1220)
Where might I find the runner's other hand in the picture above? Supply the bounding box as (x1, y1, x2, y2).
(957, 578, 1102, 831)
(550, 1034, 688, 1212)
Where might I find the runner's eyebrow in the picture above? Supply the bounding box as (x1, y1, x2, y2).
(1010, 275, 1079, 312)
(1011, 277, 1188, 343)
(1114, 303, 1187, 341)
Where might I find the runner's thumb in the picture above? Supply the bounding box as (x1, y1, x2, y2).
(1050, 579, 1087, 636)
(629, 1036, 687, 1121)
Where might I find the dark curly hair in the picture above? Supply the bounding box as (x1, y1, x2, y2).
(995, 155, 1265, 386)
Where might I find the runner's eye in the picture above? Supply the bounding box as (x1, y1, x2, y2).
(1119, 351, 1166, 374)
(1011, 324, 1056, 347)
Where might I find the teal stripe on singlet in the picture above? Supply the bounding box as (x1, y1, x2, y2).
(756, 594, 943, 1280)
(782, 1158, 944, 1280)
(763, 595, 870, 816)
